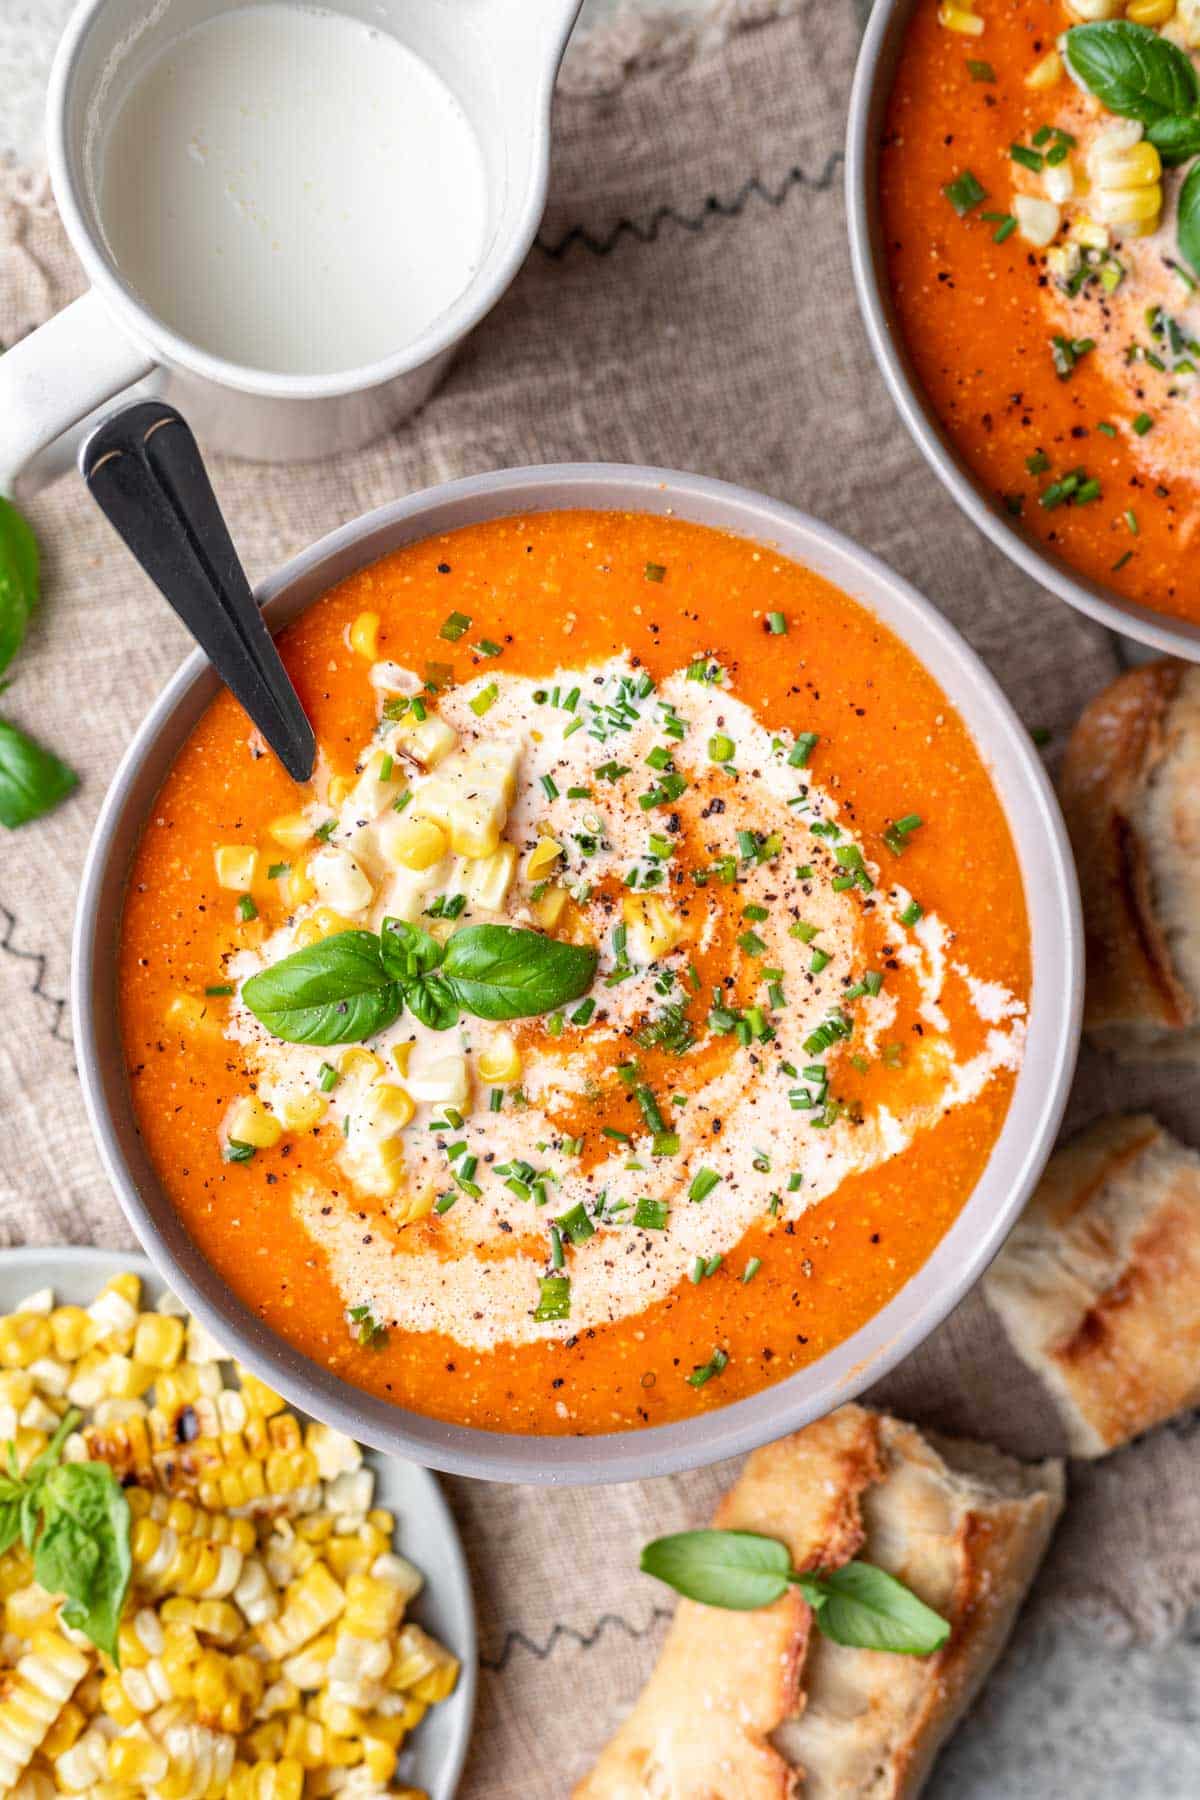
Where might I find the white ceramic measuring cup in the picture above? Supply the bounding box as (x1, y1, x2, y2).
(0, 0, 582, 495)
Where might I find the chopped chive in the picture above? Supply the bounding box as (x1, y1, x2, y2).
(224, 1138, 255, 1163)
(205, 983, 234, 997)
(533, 1275, 570, 1322)
(410, 695, 427, 722)
(489, 1087, 504, 1112)
(635, 1085, 667, 1135)
(633, 1196, 669, 1230)
(709, 733, 735, 763)
(434, 1191, 458, 1215)
(266, 862, 289, 881)
(470, 683, 498, 716)
(644, 562, 666, 583)
(555, 1203, 595, 1245)
(602, 1126, 631, 1144)
(567, 785, 591, 799)
(540, 774, 559, 801)
(314, 818, 336, 842)
(742, 1256, 762, 1284)
(1132, 412, 1153, 436)
(790, 920, 818, 943)
(766, 611, 787, 635)
(378, 754, 394, 782)
(739, 930, 767, 957)
(236, 894, 258, 921)
(439, 610, 471, 641)
(318, 1062, 339, 1092)
(476, 638, 503, 657)
(743, 903, 769, 922)
(686, 1347, 728, 1388)
(943, 169, 986, 216)
(789, 733, 818, 768)
(689, 1167, 721, 1203)
(1097, 421, 1117, 438)
(1111, 550, 1133, 572)
(1010, 142, 1043, 173)
(393, 790, 412, 813)
(549, 1224, 565, 1269)
(810, 948, 830, 974)
(966, 57, 995, 80)
(1124, 508, 1139, 535)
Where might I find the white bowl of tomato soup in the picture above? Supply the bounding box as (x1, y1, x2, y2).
(73, 464, 1081, 1483)
(847, 0, 1200, 661)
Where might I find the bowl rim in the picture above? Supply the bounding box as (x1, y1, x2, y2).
(72, 460, 1082, 1485)
(844, 0, 1200, 664)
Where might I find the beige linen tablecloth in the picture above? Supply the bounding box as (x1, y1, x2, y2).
(2, 2, 1199, 1791)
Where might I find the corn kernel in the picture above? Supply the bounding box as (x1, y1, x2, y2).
(281, 857, 316, 909)
(477, 1031, 521, 1084)
(1067, 0, 1122, 14)
(227, 1096, 283, 1151)
(524, 836, 563, 882)
(358, 1083, 416, 1135)
(328, 774, 352, 807)
(1025, 48, 1062, 87)
(340, 1048, 386, 1081)
(268, 813, 314, 852)
(462, 842, 516, 910)
(623, 893, 684, 963)
(311, 846, 373, 914)
(0, 1315, 51, 1369)
(394, 714, 457, 769)
(165, 994, 219, 1036)
(49, 1306, 91, 1361)
(530, 883, 568, 929)
(133, 1313, 185, 1369)
(349, 611, 380, 659)
(293, 906, 355, 948)
(937, 1, 984, 31)
(382, 816, 448, 872)
(405, 1056, 469, 1108)
(1126, 0, 1175, 18)
(1093, 184, 1162, 224)
(390, 1042, 414, 1077)
(1094, 140, 1161, 188)
(1013, 194, 1061, 247)
(280, 1091, 327, 1131)
(215, 846, 259, 891)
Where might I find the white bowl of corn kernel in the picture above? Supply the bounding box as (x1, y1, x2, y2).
(0, 1246, 476, 1800)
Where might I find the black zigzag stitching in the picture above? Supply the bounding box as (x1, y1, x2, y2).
(0, 903, 71, 1045)
(481, 1604, 672, 1673)
(536, 150, 844, 261)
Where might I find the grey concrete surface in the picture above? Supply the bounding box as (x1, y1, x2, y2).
(0, 0, 1183, 1793)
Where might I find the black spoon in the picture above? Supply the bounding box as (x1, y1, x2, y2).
(80, 401, 316, 783)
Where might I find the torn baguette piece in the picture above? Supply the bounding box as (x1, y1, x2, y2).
(574, 1405, 1063, 1800)
(1060, 659, 1200, 1062)
(984, 1113, 1200, 1458)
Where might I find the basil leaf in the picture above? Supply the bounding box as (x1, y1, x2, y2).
(1147, 112, 1200, 165)
(0, 718, 78, 830)
(241, 930, 403, 1045)
(406, 971, 461, 1032)
(0, 1497, 20, 1559)
(1065, 22, 1198, 125)
(1178, 160, 1200, 276)
(808, 1560, 951, 1656)
(35, 1462, 132, 1663)
(0, 497, 38, 678)
(380, 917, 445, 983)
(440, 924, 598, 1021)
(640, 1529, 793, 1610)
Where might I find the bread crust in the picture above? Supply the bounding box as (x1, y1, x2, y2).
(574, 1407, 1063, 1799)
(1060, 660, 1200, 1062)
(984, 1113, 1200, 1457)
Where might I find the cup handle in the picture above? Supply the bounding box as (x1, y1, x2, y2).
(0, 290, 157, 498)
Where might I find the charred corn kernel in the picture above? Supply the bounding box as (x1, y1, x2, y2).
(405, 1055, 469, 1109)
(281, 858, 316, 909)
(358, 1083, 416, 1135)
(390, 1041, 414, 1077)
(1012, 194, 1061, 247)
(1126, 0, 1175, 19)
(348, 610, 380, 659)
(393, 713, 457, 769)
(48, 1305, 91, 1360)
(937, 1, 984, 31)
(530, 882, 568, 929)
(0, 1315, 51, 1369)
(165, 994, 219, 1036)
(382, 815, 448, 871)
(279, 1090, 327, 1131)
(340, 1048, 386, 1081)
(215, 846, 259, 892)
(268, 813, 314, 852)
(83, 1410, 154, 1484)
(477, 1031, 521, 1084)
(623, 892, 683, 963)
(259, 1564, 346, 1661)
(388, 1623, 459, 1701)
(108, 1731, 170, 1784)
(524, 836, 563, 881)
(462, 841, 516, 909)
(227, 1096, 283, 1152)
(132, 1312, 185, 1369)
(343, 1573, 406, 1636)
(1024, 47, 1062, 86)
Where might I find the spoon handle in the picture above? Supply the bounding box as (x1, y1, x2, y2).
(81, 401, 316, 782)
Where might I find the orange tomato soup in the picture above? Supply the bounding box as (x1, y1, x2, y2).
(882, 0, 1200, 626)
(119, 511, 1029, 1434)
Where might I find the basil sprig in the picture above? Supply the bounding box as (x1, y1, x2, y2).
(641, 1528, 951, 1656)
(242, 918, 598, 1045)
(0, 718, 79, 830)
(0, 1410, 132, 1661)
(1066, 23, 1200, 275)
(0, 496, 38, 678)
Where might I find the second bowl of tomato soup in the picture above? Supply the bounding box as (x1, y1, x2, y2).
(74, 465, 1080, 1483)
(849, 0, 1200, 659)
